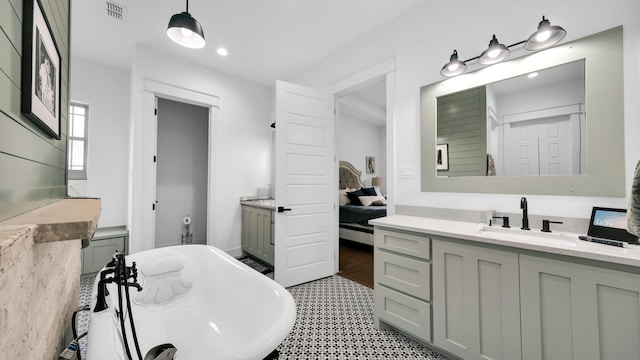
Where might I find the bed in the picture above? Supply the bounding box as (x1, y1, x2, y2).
(339, 161, 387, 246)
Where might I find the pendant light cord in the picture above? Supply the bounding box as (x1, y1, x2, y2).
(186, 0, 189, 12)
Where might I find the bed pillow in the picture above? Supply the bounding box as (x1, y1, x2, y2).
(358, 195, 378, 206)
(346, 189, 367, 205)
(371, 186, 387, 205)
(339, 188, 354, 206)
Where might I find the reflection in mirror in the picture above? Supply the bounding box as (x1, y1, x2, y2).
(436, 60, 585, 177)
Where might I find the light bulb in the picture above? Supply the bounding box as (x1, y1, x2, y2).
(536, 30, 551, 42)
(181, 28, 193, 38)
(217, 47, 228, 56)
(487, 49, 501, 59)
(448, 63, 459, 71)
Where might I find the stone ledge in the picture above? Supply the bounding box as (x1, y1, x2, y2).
(0, 198, 101, 243)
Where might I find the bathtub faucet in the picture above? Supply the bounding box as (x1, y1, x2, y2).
(94, 253, 143, 312)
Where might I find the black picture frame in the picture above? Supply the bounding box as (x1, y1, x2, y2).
(436, 144, 449, 171)
(21, 0, 61, 139)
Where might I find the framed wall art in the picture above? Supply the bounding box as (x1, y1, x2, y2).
(436, 144, 449, 171)
(21, 0, 61, 139)
(366, 156, 375, 174)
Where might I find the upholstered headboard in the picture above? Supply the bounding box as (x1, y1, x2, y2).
(339, 161, 365, 189)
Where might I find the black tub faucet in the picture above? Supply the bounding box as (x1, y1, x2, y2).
(520, 197, 530, 230)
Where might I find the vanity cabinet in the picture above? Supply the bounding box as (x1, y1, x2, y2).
(432, 238, 521, 360)
(520, 255, 640, 360)
(374, 229, 432, 342)
(82, 227, 128, 274)
(241, 204, 274, 266)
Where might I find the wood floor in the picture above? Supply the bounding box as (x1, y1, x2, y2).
(338, 239, 374, 288)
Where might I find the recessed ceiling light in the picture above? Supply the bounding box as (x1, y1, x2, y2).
(528, 72, 539, 78)
(217, 47, 228, 56)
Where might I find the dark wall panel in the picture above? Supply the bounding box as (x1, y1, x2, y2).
(0, 0, 70, 221)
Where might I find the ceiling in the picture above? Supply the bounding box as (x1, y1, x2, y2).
(71, 0, 424, 86)
(338, 79, 386, 126)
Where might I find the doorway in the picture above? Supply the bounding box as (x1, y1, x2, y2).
(155, 98, 209, 248)
(335, 77, 388, 288)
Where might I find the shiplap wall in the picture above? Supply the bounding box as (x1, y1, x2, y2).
(436, 86, 487, 177)
(0, 0, 69, 221)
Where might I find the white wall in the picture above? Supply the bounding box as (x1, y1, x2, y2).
(69, 57, 130, 227)
(128, 45, 272, 255)
(338, 115, 386, 191)
(496, 78, 584, 117)
(155, 98, 209, 247)
(288, 0, 640, 219)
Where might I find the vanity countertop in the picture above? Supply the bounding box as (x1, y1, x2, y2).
(370, 215, 640, 269)
(240, 198, 276, 210)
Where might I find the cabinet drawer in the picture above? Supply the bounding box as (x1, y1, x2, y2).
(375, 249, 431, 301)
(376, 285, 431, 342)
(375, 229, 430, 259)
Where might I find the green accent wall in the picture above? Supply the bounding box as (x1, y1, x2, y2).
(0, 0, 69, 221)
(436, 86, 487, 177)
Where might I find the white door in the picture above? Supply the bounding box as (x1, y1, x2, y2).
(507, 121, 539, 176)
(274, 80, 335, 288)
(538, 116, 571, 175)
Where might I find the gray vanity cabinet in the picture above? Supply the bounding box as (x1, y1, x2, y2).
(520, 255, 640, 360)
(241, 204, 274, 266)
(82, 227, 128, 274)
(374, 229, 432, 342)
(432, 238, 522, 360)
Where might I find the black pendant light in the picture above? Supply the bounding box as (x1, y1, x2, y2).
(524, 16, 567, 51)
(167, 0, 206, 49)
(478, 35, 510, 65)
(440, 50, 468, 77)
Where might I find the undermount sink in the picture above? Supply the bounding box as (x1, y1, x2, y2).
(476, 225, 579, 247)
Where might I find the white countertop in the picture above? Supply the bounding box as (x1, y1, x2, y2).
(240, 199, 276, 210)
(370, 215, 640, 268)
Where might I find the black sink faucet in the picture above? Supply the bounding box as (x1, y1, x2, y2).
(520, 197, 530, 230)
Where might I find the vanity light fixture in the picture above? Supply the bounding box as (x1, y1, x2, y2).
(478, 35, 511, 65)
(524, 16, 567, 51)
(440, 15, 566, 77)
(440, 50, 468, 77)
(167, 0, 206, 49)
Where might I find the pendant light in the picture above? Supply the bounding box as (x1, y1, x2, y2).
(524, 16, 567, 51)
(167, 0, 206, 49)
(440, 50, 468, 77)
(478, 35, 510, 65)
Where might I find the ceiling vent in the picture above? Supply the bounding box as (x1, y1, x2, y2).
(106, 1, 127, 21)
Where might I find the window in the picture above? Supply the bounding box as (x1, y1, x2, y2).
(68, 103, 88, 180)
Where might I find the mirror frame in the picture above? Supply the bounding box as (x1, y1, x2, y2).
(420, 26, 624, 197)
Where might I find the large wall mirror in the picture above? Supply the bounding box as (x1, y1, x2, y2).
(421, 26, 625, 196)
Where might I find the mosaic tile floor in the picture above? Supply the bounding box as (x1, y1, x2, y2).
(78, 264, 449, 359)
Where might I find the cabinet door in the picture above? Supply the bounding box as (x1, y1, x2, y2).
(433, 239, 521, 360)
(82, 236, 126, 274)
(255, 208, 273, 265)
(520, 255, 640, 360)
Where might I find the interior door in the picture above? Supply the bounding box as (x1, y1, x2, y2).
(507, 121, 539, 176)
(274, 80, 335, 288)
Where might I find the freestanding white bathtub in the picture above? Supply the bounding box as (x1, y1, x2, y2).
(86, 245, 296, 359)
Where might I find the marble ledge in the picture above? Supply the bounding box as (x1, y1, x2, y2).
(0, 198, 101, 243)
